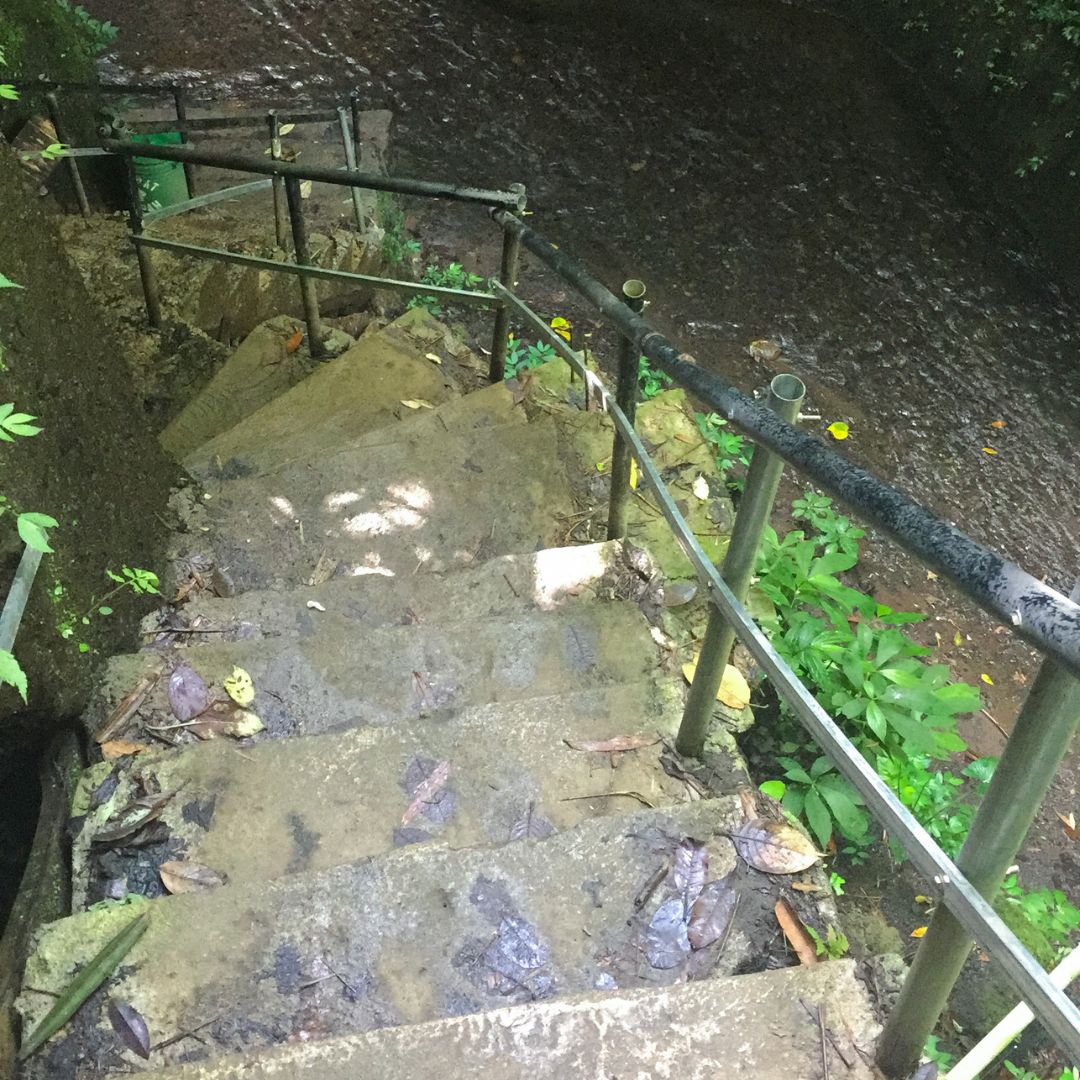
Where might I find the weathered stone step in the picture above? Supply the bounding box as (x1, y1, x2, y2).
(92, 600, 659, 741)
(18, 800, 800, 1077)
(124, 961, 878, 1080)
(72, 678, 743, 906)
(166, 539, 644, 643)
(201, 414, 574, 591)
(184, 309, 466, 480)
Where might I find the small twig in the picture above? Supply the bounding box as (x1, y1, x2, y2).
(150, 1014, 221, 1052)
(142, 626, 239, 637)
(817, 1003, 830, 1080)
(799, 998, 854, 1070)
(633, 863, 669, 911)
(23, 986, 60, 998)
(980, 707, 1010, 741)
(561, 790, 655, 809)
(502, 573, 520, 598)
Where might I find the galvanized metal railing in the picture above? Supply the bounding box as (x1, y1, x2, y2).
(16, 86, 1080, 1074)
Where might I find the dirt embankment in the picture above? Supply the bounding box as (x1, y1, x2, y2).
(0, 152, 178, 759)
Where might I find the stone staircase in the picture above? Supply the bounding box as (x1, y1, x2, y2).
(15, 306, 881, 1077)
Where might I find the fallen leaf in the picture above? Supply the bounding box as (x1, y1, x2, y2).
(687, 876, 738, 950)
(692, 474, 710, 500)
(223, 666, 255, 707)
(629, 160, 646, 172)
(662, 581, 698, 608)
(19, 913, 149, 1061)
(953, 630, 964, 647)
(95, 671, 161, 743)
(1058, 812, 1079, 841)
(402, 759, 450, 825)
(306, 600, 326, 611)
(681, 656, 751, 710)
(168, 664, 209, 722)
(278, 122, 295, 136)
(285, 327, 304, 354)
(400, 399, 434, 410)
(299, 179, 312, 199)
(100, 739, 149, 760)
(629, 458, 639, 490)
(187, 700, 264, 739)
(775, 898, 819, 966)
(990, 419, 1007, 429)
(926, 570, 938, 581)
(424, 352, 442, 365)
(92, 790, 176, 846)
(914, 895, 933, 905)
(748, 339, 782, 363)
(982, 447, 998, 456)
(911, 925, 928, 938)
(644, 897, 690, 969)
(107, 999, 151, 1059)
(731, 818, 819, 874)
(670, 838, 708, 912)
(550, 316, 571, 342)
(791, 881, 822, 894)
(159, 860, 225, 894)
(564, 734, 660, 753)
(826, 421, 850, 441)
(509, 802, 556, 841)
(980, 673, 994, 685)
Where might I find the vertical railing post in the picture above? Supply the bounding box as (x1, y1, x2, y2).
(676, 373, 805, 757)
(606, 279, 648, 540)
(44, 92, 90, 218)
(172, 84, 196, 199)
(267, 109, 288, 250)
(876, 581, 1080, 1078)
(488, 183, 527, 383)
(284, 175, 325, 359)
(123, 156, 162, 328)
(349, 91, 364, 169)
(336, 104, 366, 231)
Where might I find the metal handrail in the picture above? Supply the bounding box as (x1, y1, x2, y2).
(495, 281, 1080, 1063)
(58, 117, 1078, 1071)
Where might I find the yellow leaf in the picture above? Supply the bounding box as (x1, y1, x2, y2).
(981, 673, 994, 685)
(400, 399, 434, 410)
(826, 421, 849, 441)
(224, 666, 255, 707)
(424, 352, 442, 365)
(682, 655, 751, 710)
(982, 446, 998, 455)
(596, 461, 606, 472)
(911, 926, 928, 938)
(278, 122, 295, 136)
(629, 458, 639, 489)
(953, 631, 963, 647)
(549, 317, 572, 342)
(299, 179, 313, 199)
(926, 570, 938, 581)
(692, 474, 709, 501)
(914, 895, 932, 905)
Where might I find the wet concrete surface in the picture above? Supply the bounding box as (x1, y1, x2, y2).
(82, 0, 1077, 888)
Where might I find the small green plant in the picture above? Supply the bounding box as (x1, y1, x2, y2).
(54, 567, 160, 656)
(377, 192, 421, 266)
(829, 871, 846, 896)
(53, 0, 118, 54)
(505, 336, 556, 379)
(806, 924, 849, 959)
(407, 261, 486, 316)
(695, 411, 751, 479)
(1000, 875, 1080, 955)
(922, 1036, 954, 1071)
(638, 355, 672, 399)
(1005, 1063, 1080, 1080)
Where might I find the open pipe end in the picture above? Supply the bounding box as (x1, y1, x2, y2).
(622, 279, 647, 302)
(770, 373, 806, 404)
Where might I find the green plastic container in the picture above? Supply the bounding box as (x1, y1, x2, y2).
(132, 131, 189, 212)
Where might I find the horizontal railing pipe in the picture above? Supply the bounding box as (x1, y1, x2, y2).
(128, 109, 341, 135)
(103, 139, 525, 208)
(491, 210, 1080, 678)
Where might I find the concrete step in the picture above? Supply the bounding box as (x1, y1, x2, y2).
(123, 961, 879, 1080)
(159, 315, 321, 460)
(18, 800, 821, 1076)
(184, 310, 466, 480)
(72, 678, 738, 905)
(91, 600, 660, 740)
(163, 539, 643, 643)
(199, 415, 575, 591)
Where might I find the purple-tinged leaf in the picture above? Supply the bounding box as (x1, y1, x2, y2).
(107, 999, 150, 1059)
(509, 803, 555, 842)
(167, 664, 209, 722)
(670, 838, 708, 912)
(687, 876, 738, 951)
(644, 897, 690, 969)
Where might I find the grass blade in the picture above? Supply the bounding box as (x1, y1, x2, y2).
(19, 912, 149, 1060)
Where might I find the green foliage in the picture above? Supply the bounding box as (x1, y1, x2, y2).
(106, 565, 160, 597)
(505, 336, 556, 378)
(407, 261, 485, 316)
(829, 871, 846, 896)
(922, 1036, 954, 1071)
(638, 355, 672, 399)
(52, 0, 117, 55)
(0, 649, 28, 702)
(54, 567, 160, 655)
(16, 511, 58, 553)
(806, 924, 850, 959)
(376, 192, 420, 266)
(695, 411, 751, 479)
(1005, 1062, 1080, 1080)
(0, 273, 23, 289)
(1000, 874, 1080, 954)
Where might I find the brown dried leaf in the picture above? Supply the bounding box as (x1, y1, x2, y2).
(670, 838, 708, 912)
(687, 876, 738, 950)
(92, 790, 176, 847)
(1059, 812, 1079, 842)
(107, 999, 151, 1059)
(563, 734, 660, 754)
(509, 802, 556, 842)
(775, 898, 819, 966)
(94, 671, 161, 744)
(100, 739, 150, 760)
(186, 700, 264, 740)
(732, 817, 819, 874)
(285, 326, 304, 354)
(402, 760, 450, 825)
(644, 897, 690, 969)
(159, 860, 225, 894)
